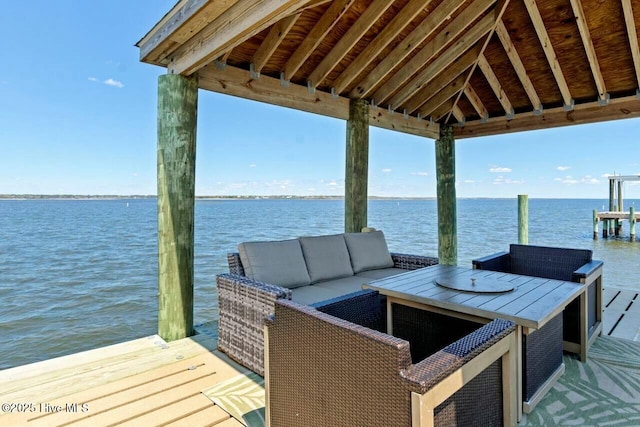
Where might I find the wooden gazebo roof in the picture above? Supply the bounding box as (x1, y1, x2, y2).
(138, 0, 640, 139)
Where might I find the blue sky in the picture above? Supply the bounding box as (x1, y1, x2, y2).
(1, 1, 639, 199)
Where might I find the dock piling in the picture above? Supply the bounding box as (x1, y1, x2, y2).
(631, 206, 636, 241)
(593, 209, 598, 240)
(518, 195, 528, 244)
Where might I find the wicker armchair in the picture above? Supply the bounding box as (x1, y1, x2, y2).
(473, 244, 603, 361)
(265, 297, 518, 427)
(217, 252, 437, 376)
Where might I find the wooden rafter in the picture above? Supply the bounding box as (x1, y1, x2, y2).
(331, 0, 431, 95)
(167, 0, 309, 75)
(464, 84, 489, 119)
(197, 64, 440, 138)
(524, 0, 573, 108)
(349, 0, 467, 99)
(477, 53, 514, 116)
(432, 99, 456, 121)
(403, 46, 481, 114)
(452, 105, 466, 123)
(494, 20, 542, 112)
(418, 75, 468, 117)
(307, 0, 392, 88)
(569, 0, 607, 102)
(622, 0, 640, 88)
(456, 95, 640, 138)
(282, 0, 355, 81)
(251, 13, 300, 74)
(384, 10, 496, 110)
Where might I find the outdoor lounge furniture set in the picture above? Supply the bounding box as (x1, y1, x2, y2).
(216, 232, 603, 426)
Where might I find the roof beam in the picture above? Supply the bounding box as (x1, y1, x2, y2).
(418, 75, 468, 117)
(622, 0, 640, 88)
(495, 20, 542, 112)
(384, 10, 496, 110)
(569, 0, 607, 102)
(524, 0, 573, 108)
(403, 45, 481, 114)
(331, 0, 431, 95)
(431, 99, 456, 121)
(349, 0, 468, 99)
(455, 96, 640, 138)
(197, 64, 440, 139)
(307, 0, 393, 88)
(167, 0, 310, 75)
(452, 105, 466, 123)
(464, 84, 489, 119)
(251, 13, 300, 74)
(282, 0, 355, 81)
(477, 53, 514, 116)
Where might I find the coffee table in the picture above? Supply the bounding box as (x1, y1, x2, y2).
(363, 264, 586, 418)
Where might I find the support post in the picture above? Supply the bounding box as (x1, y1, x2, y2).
(603, 219, 608, 238)
(345, 99, 369, 233)
(592, 209, 598, 240)
(609, 179, 615, 235)
(157, 73, 198, 341)
(631, 206, 636, 241)
(617, 180, 623, 235)
(518, 195, 529, 244)
(436, 124, 457, 265)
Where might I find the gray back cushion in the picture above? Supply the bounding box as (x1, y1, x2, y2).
(299, 234, 354, 283)
(238, 239, 311, 288)
(344, 231, 394, 273)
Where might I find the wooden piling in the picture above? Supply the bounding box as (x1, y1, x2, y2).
(436, 124, 457, 265)
(593, 209, 598, 240)
(345, 99, 369, 233)
(157, 73, 198, 341)
(609, 179, 615, 235)
(631, 206, 636, 241)
(602, 219, 608, 238)
(518, 195, 528, 244)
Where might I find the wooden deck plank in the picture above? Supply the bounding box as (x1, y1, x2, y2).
(216, 418, 246, 426)
(116, 394, 225, 426)
(612, 312, 640, 341)
(161, 404, 232, 426)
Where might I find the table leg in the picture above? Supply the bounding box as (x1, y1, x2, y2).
(516, 326, 523, 422)
(387, 298, 394, 335)
(580, 291, 588, 362)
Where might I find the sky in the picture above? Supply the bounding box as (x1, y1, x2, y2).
(1, 1, 639, 199)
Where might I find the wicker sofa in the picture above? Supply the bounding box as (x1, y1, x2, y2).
(266, 294, 518, 426)
(216, 231, 438, 375)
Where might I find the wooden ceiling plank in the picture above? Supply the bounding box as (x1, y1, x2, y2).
(495, 20, 542, 112)
(332, 0, 431, 95)
(523, 0, 573, 108)
(282, 0, 356, 81)
(384, 14, 495, 108)
(403, 46, 480, 114)
(569, 0, 607, 102)
(455, 96, 640, 138)
(168, 0, 310, 75)
(464, 84, 489, 119)
(348, 0, 468, 99)
(251, 13, 301, 74)
(418, 75, 468, 117)
(307, 0, 393, 88)
(622, 0, 640, 88)
(431, 99, 456, 121)
(477, 53, 514, 115)
(376, 0, 496, 107)
(452, 105, 466, 123)
(198, 64, 440, 139)
(298, 0, 332, 12)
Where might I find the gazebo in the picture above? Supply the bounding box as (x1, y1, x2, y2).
(136, 0, 640, 340)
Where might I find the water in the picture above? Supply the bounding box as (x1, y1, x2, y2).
(1, 198, 638, 370)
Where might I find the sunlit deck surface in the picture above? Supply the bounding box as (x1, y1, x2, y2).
(1, 285, 639, 427)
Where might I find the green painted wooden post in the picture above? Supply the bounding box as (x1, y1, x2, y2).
(630, 206, 636, 241)
(518, 195, 528, 244)
(435, 124, 457, 265)
(345, 99, 369, 233)
(609, 179, 615, 235)
(157, 73, 198, 341)
(593, 209, 598, 240)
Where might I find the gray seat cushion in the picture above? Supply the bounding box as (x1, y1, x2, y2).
(299, 234, 354, 283)
(356, 267, 407, 280)
(290, 285, 349, 306)
(313, 276, 368, 295)
(344, 230, 394, 273)
(238, 239, 311, 288)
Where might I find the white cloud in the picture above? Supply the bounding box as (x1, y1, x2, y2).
(327, 180, 338, 187)
(493, 176, 523, 185)
(248, 164, 256, 168)
(382, 168, 392, 173)
(88, 77, 98, 82)
(489, 166, 512, 173)
(463, 179, 475, 184)
(556, 166, 571, 171)
(559, 175, 599, 185)
(88, 77, 124, 88)
(411, 171, 429, 176)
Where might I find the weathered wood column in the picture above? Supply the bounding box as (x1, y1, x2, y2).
(435, 124, 457, 265)
(157, 73, 198, 341)
(345, 99, 369, 233)
(518, 194, 529, 244)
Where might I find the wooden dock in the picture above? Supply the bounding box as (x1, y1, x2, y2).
(603, 286, 640, 341)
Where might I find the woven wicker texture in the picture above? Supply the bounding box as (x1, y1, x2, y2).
(522, 313, 563, 400)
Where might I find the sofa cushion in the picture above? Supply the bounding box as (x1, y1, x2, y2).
(313, 276, 369, 296)
(344, 230, 394, 273)
(290, 284, 349, 306)
(299, 234, 354, 283)
(238, 239, 311, 288)
(356, 267, 407, 280)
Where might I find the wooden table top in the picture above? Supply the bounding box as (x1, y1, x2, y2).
(363, 264, 585, 330)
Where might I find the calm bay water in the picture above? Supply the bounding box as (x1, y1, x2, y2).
(1, 198, 639, 370)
